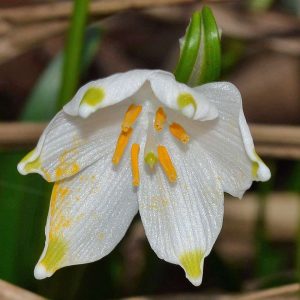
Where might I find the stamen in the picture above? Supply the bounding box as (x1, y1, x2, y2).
(122, 104, 142, 132)
(169, 122, 190, 144)
(112, 128, 133, 165)
(131, 144, 140, 186)
(157, 145, 177, 182)
(154, 107, 167, 132)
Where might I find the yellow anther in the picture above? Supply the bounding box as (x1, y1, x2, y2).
(112, 128, 133, 165)
(157, 145, 177, 183)
(131, 143, 140, 187)
(122, 104, 142, 132)
(154, 107, 167, 132)
(144, 152, 158, 169)
(169, 122, 190, 144)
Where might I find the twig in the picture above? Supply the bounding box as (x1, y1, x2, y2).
(250, 124, 300, 146)
(0, 0, 193, 63)
(0, 0, 193, 24)
(0, 279, 45, 300)
(255, 144, 300, 160)
(1, 122, 300, 160)
(236, 283, 300, 300)
(0, 20, 68, 63)
(0, 122, 46, 148)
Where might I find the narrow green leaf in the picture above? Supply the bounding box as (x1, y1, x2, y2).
(174, 6, 221, 86)
(57, 0, 90, 109)
(198, 6, 221, 84)
(174, 12, 201, 84)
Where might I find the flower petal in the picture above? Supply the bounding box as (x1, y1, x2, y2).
(64, 69, 155, 118)
(189, 82, 270, 197)
(239, 111, 271, 181)
(63, 69, 218, 121)
(17, 104, 128, 182)
(138, 134, 224, 286)
(34, 154, 138, 279)
(149, 71, 218, 120)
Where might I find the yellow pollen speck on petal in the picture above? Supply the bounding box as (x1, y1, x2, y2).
(157, 145, 177, 183)
(50, 184, 70, 218)
(144, 152, 158, 169)
(131, 143, 140, 187)
(122, 104, 142, 132)
(55, 162, 80, 179)
(81, 87, 105, 107)
(169, 122, 190, 144)
(154, 107, 167, 132)
(112, 128, 133, 165)
(177, 93, 197, 112)
(39, 236, 67, 274)
(180, 250, 204, 279)
(54, 149, 80, 180)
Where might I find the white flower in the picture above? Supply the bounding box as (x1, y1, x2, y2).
(17, 69, 270, 286)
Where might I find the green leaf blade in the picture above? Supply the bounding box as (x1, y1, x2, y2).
(174, 12, 201, 84)
(174, 6, 221, 86)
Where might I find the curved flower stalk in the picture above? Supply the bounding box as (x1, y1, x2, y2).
(17, 69, 270, 286)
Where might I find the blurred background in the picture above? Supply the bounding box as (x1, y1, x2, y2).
(0, 0, 299, 299)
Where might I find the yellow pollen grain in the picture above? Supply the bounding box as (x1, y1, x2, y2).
(112, 128, 133, 165)
(81, 87, 105, 107)
(169, 122, 190, 144)
(180, 250, 204, 279)
(157, 145, 177, 183)
(154, 107, 167, 132)
(131, 143, 140, 187)
(122, 104, 142, 132)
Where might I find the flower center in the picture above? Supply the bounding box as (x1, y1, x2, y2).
(112, 104, 190, 186)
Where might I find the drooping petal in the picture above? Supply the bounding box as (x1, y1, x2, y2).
(148, 71, 218, 121)
(239, 111, 271, 181)
(64, 69, 155, 118)
(34, 154, 138, 279)
(186, 82, 270, 197)
(17, 104, 128, 182)
(138, 134, 224, 286)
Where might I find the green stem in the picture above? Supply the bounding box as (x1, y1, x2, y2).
(57, 0, 90, 109)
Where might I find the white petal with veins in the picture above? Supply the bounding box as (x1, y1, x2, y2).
(189, 82, 256, 198)
(64, 69, 218, 121)
(239, 111, 271, 181)
(138, 133, 224, 286)
(17, 103, 128, 182)
(34, 151, 138, 279)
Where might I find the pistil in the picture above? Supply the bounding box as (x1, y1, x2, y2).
(144, 113, 158, 169)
